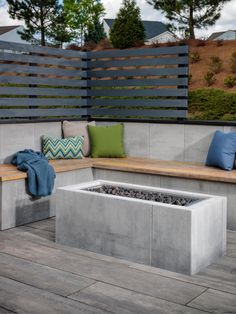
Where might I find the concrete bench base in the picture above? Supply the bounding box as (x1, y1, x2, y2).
(56, 180, 227, 275)
(0, 168, 93, 230)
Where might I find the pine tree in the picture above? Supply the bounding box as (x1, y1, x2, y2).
(147, 0, 231, 39)
(7, 0, 60, 46)
(47, 7, 75, 47)
(110, 0, 145, 49)
(84, 17, 106, 44)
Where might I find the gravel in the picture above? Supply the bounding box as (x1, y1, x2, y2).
(86, 185, 198, 206)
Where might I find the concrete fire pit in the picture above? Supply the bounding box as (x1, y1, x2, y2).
(56, 180, 227, 275)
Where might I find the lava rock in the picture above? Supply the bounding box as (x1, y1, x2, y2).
(87, 185, 197, 207)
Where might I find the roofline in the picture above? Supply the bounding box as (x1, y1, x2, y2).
(104, 18, 166, 24)
(0, 25, 22, 29)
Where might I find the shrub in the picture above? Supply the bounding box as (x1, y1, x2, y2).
(204, 71, 215, 86)
(110, 0, 145, 49)
(215, 40, 223, 47)
(209, 56, 223, 74)
(96, 38, 112, 50)
(81, 41, 97, 51)
(194, 39, 206, 47)
(224, 75, 236, 88)
(151, 41, 160, 48)
(188, 74, 192, 84)
(230, 52, 236, 74)
(188, 89, 236, 120)
(66, 43, 81, 50)
(190, 51, 200, 63)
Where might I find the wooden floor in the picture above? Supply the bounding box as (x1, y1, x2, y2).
(0, 219, 235, 314)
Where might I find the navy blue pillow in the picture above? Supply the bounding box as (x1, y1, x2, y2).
(206, 130, 236, 171)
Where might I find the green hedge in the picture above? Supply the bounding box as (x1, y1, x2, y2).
(189, 89, 236, 120)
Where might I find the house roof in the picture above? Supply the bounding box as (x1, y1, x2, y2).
(0, 25, 21, 36)
(208, 30, 236, 40)
(104, 19, 168, 40)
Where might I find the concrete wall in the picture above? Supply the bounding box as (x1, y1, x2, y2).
(97, 122, 234, 163)
(0, 121, 234, 163)
(0, 122, 61, 163)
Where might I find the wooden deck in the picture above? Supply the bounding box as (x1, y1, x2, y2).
(0, 219, 235, 313)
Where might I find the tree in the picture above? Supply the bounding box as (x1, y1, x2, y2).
(84, 16, 106, 44)
(146, 0, 230, 39)
(64, 0, 105, 46)
(110, 0, 145, 49)
(7, 0, 60, 46)
(47, 7, 75, 47)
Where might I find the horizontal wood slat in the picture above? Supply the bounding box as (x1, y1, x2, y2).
(88, 108, 187, 118)
(88, 88, 187, 97)
(0, 76, 86, 87)
(88, 78, 188, 87)
(88, 67, 188, 78)
(0, 40, 86, 58)
(0, 64, 86, 78)
(87, 45, 188, 58)
(89, 56, 188, 69)
(88, 99, 187, 108)
(0, 108, 86, 117)
(0, 52, 86, 68)
(0, 98, 86, 107)
(0, 87, 86, 97)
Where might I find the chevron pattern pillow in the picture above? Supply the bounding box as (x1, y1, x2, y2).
(43, 136, 84, 160)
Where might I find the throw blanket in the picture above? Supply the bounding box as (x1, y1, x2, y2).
(11, 149, 56, 197)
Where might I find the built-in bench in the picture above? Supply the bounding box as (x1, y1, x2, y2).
(1, 157, 236, 231)
(1, 120, 236, 231)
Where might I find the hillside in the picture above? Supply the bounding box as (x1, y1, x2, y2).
(189, 40, 236, 91)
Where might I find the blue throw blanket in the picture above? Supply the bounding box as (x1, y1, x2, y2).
(11, 149, 56, 197)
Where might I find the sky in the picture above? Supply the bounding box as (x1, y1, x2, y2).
(1, 0, 236, 38)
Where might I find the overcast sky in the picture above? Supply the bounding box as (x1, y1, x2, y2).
(1, 0, 236, 38)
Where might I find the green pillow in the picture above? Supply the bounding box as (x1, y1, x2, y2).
(88, 124, 126, 158)
(43, 136, 84, 160)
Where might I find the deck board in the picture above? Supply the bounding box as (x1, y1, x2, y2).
(0, 219, 236, 313)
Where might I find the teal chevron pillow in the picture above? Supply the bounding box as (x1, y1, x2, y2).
(43, 136, 84, 160)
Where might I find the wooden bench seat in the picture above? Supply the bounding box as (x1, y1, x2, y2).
(92, 157, 236, 184)
(0, 159, 92, 182)
(1, 157, 236, 184)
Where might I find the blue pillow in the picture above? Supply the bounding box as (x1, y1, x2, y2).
(206, 130, 236, 171)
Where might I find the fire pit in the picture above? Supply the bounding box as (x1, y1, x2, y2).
(56, 180, 226, 275)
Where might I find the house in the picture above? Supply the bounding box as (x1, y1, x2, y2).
(103, 19, 176, 44)
(208, 30, 236, 41)
(0, 25, 29, 44)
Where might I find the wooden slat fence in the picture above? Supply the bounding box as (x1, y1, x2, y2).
(0, 41, 188, 121)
